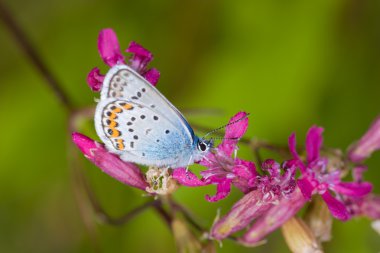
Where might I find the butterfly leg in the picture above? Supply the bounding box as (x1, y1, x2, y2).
(233, 146, 239, 159)
(185, 155, 193, 179)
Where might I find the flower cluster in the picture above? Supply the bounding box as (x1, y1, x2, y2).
(87, 28, 160, 91)
(290, 127, 372, 221)
(208, 121, 380, 245)
(172, 112, 256, 202)
(73, 28, 380, 249)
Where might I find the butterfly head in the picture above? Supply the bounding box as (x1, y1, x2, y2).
(196, 138, 214, 153)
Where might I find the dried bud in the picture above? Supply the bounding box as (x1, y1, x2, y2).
(145, 167, 178, 195)
(304, 196, 332, 242)
(371, 220, 380, 236)
(171, 218, 202, 253)
(281, 217, 323, 253)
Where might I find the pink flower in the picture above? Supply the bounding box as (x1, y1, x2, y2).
(238, 188, 306, 246)
(97, 28, 125, 67)
(348, 116, 380, 163)
(290, 126, 372, 221)
(86, 67, 104, 92)
(72, 133, 148, 190)
(173, 112, 255, 202)
(210, 159, 300, 241)
(343, 166, 380, 219)
(86, 28, 160, 91)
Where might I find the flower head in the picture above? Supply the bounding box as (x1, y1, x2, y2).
(210, 159, 299, 241)
(290, 126, 372, 221)
(173, 112, 255, 202)
(87, 28, 160, 91)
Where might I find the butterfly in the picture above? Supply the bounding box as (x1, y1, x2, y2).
(94, 64, 213, 168)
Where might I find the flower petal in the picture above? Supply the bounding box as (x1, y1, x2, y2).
(205, 179, 232, 202)
(232, 159, 257, 193)
(98, 29, 125, 66)
(211, 190, 270, 240)
(348, 116, 380, 163)
(86, 67, 105, 92)
(172, 168, 208, 187)
(219, 112, 249, 156)
(261, 159, 280, 178)
(332, 182, 372, 197)
(143, 68, 160, 86)
(240, 189, 306, 246)
(321, 191, 350, 221)
(306, 126, 324, 164)
(297, 177, 314, 200)
(72, 133, 147, 190)
(352, 165, 368, 183)
(288, 133, 299, 159)
(126, 41, 153, 73)
(288, 133, 307, 173)
(360, 194, 380, 219)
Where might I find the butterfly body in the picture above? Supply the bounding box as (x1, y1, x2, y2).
(94, 64, 212, 168)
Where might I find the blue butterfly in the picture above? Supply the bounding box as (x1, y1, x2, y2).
(95, 64, 213, 168)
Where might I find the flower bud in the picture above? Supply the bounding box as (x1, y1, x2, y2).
(348, 116, 380, 163)
(282, 217, 323, 253)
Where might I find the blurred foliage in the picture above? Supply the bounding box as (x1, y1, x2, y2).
(0, 0, 380, 252)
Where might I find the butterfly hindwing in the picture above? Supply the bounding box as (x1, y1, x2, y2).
(94, 98, 194, 167)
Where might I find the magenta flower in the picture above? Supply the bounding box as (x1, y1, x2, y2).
(239, 189, 306, 246)
(343, 117, 380, 220)
(342, 166, 380, 220)
(172, 112, 256, 202)
(210, 159, 300, 241)
(86, 28, 160, 92)
(290, 126, 372, 221)
(348, 116, 380, 163)
(72, 132, 148, 190)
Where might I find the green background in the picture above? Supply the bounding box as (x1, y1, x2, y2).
(0, 0, 379, 252)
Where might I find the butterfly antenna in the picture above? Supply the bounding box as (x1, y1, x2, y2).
(202, 113, 250, 139)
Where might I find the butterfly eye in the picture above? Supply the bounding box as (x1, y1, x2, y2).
(198, 141, 208, 152)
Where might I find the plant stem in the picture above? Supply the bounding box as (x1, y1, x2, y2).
(170, 200, 206, 232)
(79, 165, 158, 226)
(0, 1, 74, 112)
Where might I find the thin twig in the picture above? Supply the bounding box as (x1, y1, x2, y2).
(69, 106, 95, 132)
(250, 138, 290, 158)
(79, 165, 158, 226)
(253, 147, 263, 165)
(171, 200, 206, 232)
(153, 202, 173, 228)
(0, 1, 74, 111)
(69, 144, 101, 252)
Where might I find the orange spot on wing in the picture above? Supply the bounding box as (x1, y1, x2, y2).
(113, 107, 122, 113)
(108, 120, 117, 128)
(116, 139, 125, 150)
(123, 104, 133, 110)
(109, 113, 117, 120)
(111, 129, 120, 137)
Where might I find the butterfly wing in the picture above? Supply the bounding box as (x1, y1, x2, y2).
(94, 98, 195, 167)
(100, 64, 195, 139)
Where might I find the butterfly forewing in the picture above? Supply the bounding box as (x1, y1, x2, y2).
(100, 65, 195, 139)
